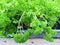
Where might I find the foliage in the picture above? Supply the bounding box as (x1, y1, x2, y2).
(0, 0, 60, 43)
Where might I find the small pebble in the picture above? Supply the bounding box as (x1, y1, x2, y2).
(31, 41, 34, 44)
(4, 41, 6, 43)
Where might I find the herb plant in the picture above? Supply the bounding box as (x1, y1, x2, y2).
(0, 0, 60, 43)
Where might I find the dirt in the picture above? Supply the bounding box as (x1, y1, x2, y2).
(0, 38, 60, 45)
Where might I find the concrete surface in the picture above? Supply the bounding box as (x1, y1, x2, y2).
(0, 38, 60, 45)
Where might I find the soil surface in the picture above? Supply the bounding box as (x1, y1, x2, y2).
(0, 38, 60, 45)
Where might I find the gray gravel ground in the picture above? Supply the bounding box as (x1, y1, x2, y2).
(0, 38, 60, 45)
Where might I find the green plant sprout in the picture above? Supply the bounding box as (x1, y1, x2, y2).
(0, 0, 60, 43)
